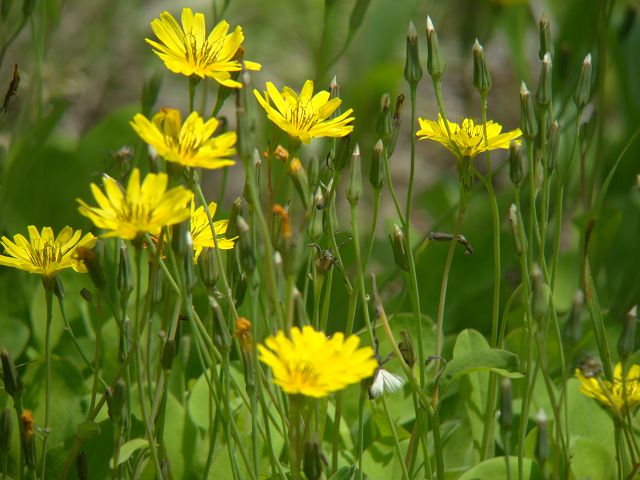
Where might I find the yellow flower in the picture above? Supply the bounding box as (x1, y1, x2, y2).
(146, 8, 261, 87)
(576, 362, 640, 412)
(131, 109, 236, 170)
(258, 326, 377, 398)
(417, 114, 522, 159)
(0, 226, 96, 278)
(77, 168, 191, 240)
(190, 198, 236, 261)
(254, 80, 355, 144)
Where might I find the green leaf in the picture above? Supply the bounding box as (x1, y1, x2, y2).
(457, 456, 544, 480)
(110, 438, 149, 469)
(328, 465, 357, 480)
(76, 420, 101, 440)
(440, 330, 523, 389)
(570, 438, 615, 480)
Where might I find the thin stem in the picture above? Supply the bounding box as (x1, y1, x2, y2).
(39, 287, 53, 480)
(380, 394, 409, 480)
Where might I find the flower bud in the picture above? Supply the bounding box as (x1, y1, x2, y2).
(426, 16, 445, 79)
(538, 15, 553, 60)
(210, 297, 231, 353)
(1, 349, 22, 401)
(141, 70, 163, 117)
(303, 433, 325, 480)
(508, 203, 522, 256)
(617, 306, 638, 360)
(519, 82, 538, 140)
(76, 241, 106, 291)
(150, 263, 163, 304)
(80, 288, 93, 304)
(389, 224, 409, 272)
(0, 408, 12, 456)
(499, 378, 513, 430)
(347, 144, 362, 205)
(387, 94, 405, 156)
(370, 140, 385, 190)
(348, 0, 372, 33)
(77, 451, 88, 480)
(308, 188, 325, 241)
(404, 21, 423, 85)
(289, 158, 310, 209)
(536, 53, 552, 107)
(563, 290, 584, 344)
(531, 264, 548, 322)
(547, 120, 560, 172)
(20, 410, 36, 471)
(106, 379, 127, 425)
(161, 339, 177, 371)
(330, 76, 340, 118)
(235, 72, 254, 160)
(376, 94, 393, 145)
(117, 242, 133, 301)
(235, 317, 253, 352)
(509, 140, 524, 187)
(172, 218, 192, 258)
(472, 39, 492, 95)
(198, 247, 218, 288)
(237, 216, 255, 273)
(235, 272, 248, 307)
(398, 331, 416, 368)
(574, 53, 592, 109)
(535, 409, 549, 466)
(333, 133, 352, 171)
(225, 197, 243, 240)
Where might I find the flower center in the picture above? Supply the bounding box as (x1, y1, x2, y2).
(287, 99, 318, 132)
(184, 32, 225, 68)
(288, 360, 320, 386)
(118, 202, 155, 226)
(30, 240, 63, 268)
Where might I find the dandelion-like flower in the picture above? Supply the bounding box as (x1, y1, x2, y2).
(417, 114, 522, 159)
(368, 368, 406, 399)
(254, 80, 354, 144)
(131, 109, 236, 170)
(0, 226, 96, 278)
(190, 198, 236, 261)
(576, 362, 640, 412)
(77, 168, 192, 240)
(258, 326, 377, 398)
(146, 8, 261, 87)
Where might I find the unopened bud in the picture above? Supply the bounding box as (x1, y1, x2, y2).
(499, 378, 513, 430)
(210, 297, 231, 353)
(618, 306, 638, 360)
(473, 39, 492, 95)
(390, 224, 410, 272)
(80, 288, 93, 303)
(574, 53, 592, 109)
(0, 408, 12, 455)
(531, 264, 548, 322)
(20, 410, 35, 471)
(172, 218, 192, 258)
(289, 158, 310, 209)
(237, 217, 255, 273)
(508, 204, 522, 256)
(235, 272, 248, 307)
(333, 134, 352, 172)
(117, 243, 133, 300)
(77, 451, 88, 480)
(236, 76, 253, 160)
(225, 197, 243, 239)
(235, 317, 253, 352)
(76, 241, 106, 291)
(150, 263, 163, 304)
(535, 409, 549, 465)
(426, 16, 445, 79)
(370, 140, 385, 190)
(303, 433, 325, 480)
(308, 188, 325, 241)
(563, 290, 584, 344)
(509, 140, 524, 187)
(1, 349, 22, 401)
(398, 331, 416, 368)
(107, 379, 127, 425)
(308, 156, 320, 190)
(536, 53, 552, 106)
(141, 70, 163, 116)
(539, 15, 553, 60)
(199, 247, 218, 288)
(547, 121, 560, 171)
(330, 76, 340, 115)
(347, 144, 362, 205)
(388, 94, 405, 156)
(377, 94, 393, 145)
(520, 82, 538, 139)
(404, 21, 423, 85)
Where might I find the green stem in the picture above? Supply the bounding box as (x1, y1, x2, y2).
(39, 287, 53, 480)
(381, 394, 409, 480)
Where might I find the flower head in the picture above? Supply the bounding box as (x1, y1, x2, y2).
(146, 8, 261, 87)
(0, 226, 96, 278)
(77, 168, 191, 240)
(131, 109, 236, 170)
(258, 326, 376, 398)
(254, 80, 354, 144)
(190, 198, 236, 261)
(417, 114, 522, 159)
(576, 362, 640, 412)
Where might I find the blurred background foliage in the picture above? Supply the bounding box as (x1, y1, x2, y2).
(0, 0, 639, 475)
